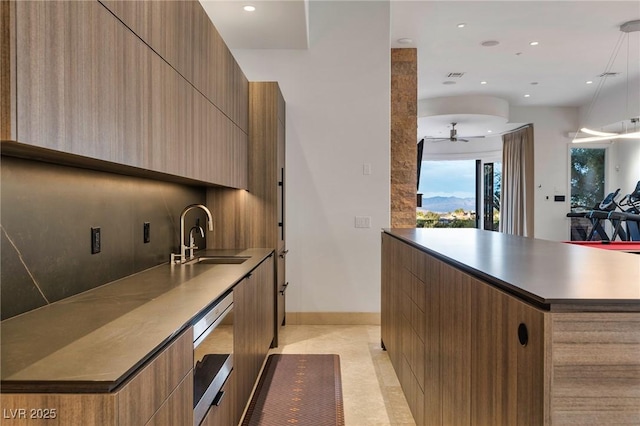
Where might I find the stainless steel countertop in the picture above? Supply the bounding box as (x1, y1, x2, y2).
(384, 229, 640, 311)
(0, 248, 273, 392)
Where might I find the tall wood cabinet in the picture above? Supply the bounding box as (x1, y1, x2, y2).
(381, 233, 545, 426)
(248, 82, 287, 345)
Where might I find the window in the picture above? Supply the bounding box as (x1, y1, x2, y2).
(570, 148, 606, 210)
(417, 160, 477, 228)
(569, 147, 606, 240)
(483, 162, 501, 231)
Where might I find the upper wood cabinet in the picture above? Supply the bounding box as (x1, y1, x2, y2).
(100, 0, 248, 133)
(2, 0, 248, 189)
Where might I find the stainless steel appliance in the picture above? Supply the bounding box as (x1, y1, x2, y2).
(192, 291, 234, 426)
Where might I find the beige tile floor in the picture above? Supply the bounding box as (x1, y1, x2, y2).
(267, 325, 416, 426)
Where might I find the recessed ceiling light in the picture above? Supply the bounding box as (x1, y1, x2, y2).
(457, 23, 466, 28)
(481, 40, 500, 47)
(442, 81, 457, 85)
(487, 130, 493, 133)
(529, 41, 539, 46)
(480, 81, 487, 85)
(524, 94, 531, 98)
(530, 82, 539, 85)
(586, 80, 593, 84)
(243, 5, 256, 12)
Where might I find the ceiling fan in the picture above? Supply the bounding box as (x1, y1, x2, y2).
(424, 122, 485, 143)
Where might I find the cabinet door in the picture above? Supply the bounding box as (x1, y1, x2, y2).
(233, 275, 254, 424)
(422, 252, 442, 426)
(233, 256, 275, 424)
(381, 233, 401, 367)
(471, 281, 544, 426)
(146, 371, 194, 426)
(15, 1, 117, 160)
(276, 248, 287, 331)
(439, 264, 472, 426)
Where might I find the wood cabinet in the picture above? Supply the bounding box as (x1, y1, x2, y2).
(470, 280, 544, 425)
(381, 233, 545, 426)
(0, 327, 193, 426)
(2, 0, 248, 189)
(248, 82, 287, 345)
(233, 254, 275, 424)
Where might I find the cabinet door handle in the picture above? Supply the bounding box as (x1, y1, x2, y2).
(279, 250, 289, 258)
(279, 282, 289, 295)
(518, 323, 529, 347)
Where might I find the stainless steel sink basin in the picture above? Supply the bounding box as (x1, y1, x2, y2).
(187, 256, 250, 265)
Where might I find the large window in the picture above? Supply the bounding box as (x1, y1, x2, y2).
(417, 160, 477, 228)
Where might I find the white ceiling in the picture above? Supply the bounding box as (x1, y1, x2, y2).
(201, 0, 640, 140)
(199, 0, 308, 49)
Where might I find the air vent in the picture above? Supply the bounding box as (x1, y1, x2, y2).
(447, 72, 465, 78)
(598, 72, 620, 77)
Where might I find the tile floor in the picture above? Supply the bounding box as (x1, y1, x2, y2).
(267, 325, 416, 426)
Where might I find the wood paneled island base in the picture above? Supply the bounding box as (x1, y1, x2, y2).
(381, 229, 640, 426)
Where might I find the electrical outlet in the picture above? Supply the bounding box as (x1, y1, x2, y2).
(143, 222, 150, 243)
(91, 227, 101, 254)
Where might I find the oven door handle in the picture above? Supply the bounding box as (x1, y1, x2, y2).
(193, 292, 234, 348)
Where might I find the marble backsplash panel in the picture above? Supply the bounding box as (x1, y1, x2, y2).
(1, 156, 207, 320)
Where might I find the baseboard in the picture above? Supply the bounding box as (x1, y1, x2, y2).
(286, 312, 381, 325)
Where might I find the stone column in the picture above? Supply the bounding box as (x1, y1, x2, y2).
(390, 48, 417, 228)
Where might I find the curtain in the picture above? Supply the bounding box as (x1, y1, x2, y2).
(500, 125, 534, 237)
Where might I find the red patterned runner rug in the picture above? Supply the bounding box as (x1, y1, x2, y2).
(242, 354, 345, 426)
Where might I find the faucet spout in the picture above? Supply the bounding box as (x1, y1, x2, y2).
(174, 204, 214, 264)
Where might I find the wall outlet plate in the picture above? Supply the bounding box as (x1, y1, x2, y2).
(143, 222, 150, 244)
(91, 227, 101, 254)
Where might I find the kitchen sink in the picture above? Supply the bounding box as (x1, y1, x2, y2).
(188, 256, 250, 265)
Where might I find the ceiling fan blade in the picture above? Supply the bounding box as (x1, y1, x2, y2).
(457, 138, 470, 142)
(427, 138, 450, 143)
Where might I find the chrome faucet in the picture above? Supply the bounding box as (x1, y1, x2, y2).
(172, 204, 214, 264)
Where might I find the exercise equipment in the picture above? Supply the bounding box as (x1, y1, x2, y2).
(566, 181, 640, 241)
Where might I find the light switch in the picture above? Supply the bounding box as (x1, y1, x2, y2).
(363, 163, 372, 175)
(355, 216, 371, 228)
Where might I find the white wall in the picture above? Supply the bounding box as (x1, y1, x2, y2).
(612, 140, 640, 201)
(232, 1, 390, 314)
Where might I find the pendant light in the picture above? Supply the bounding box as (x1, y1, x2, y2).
(572, 20, 640, 143)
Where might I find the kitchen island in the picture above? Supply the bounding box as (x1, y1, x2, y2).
(1, 248, 274, 425)
(382, 228, 640, 426)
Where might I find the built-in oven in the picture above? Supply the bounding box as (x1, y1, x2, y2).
(192, 291, 234, 426)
